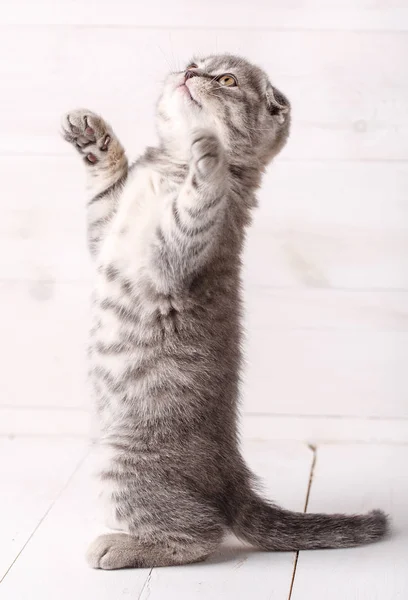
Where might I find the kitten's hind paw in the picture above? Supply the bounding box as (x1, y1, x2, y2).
(86, 533, 142, 570)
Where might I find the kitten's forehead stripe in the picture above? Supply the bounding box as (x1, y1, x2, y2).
(193, 54, 266, 97)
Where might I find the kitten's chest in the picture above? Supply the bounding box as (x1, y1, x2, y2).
(98, 165, 180, 271)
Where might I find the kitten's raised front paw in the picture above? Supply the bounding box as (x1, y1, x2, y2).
(191, 130, 225, 179)
(61, 109, 112, 164)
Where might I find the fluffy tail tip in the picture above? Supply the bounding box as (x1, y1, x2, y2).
(363, 509, 390, 543)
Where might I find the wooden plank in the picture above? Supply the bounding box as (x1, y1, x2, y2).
(0, 449, 152, 599)
(0, 438, 86, 581)
(245, 289, 408, 331)
(243, 292, 408, 420)
(138, 441, 313, 600)
(291, 445, 408, 600)
(1, 157, 407, 290)
(0, 157, 90, 282)
(0, 29, 407, 159)
(2, 409, 408, 444)
(259, 161, 408, 230)
(251, 160, 408, 289)
(244, 226, 408, 289)
(0, 407, 90, 436)
(0, 146, 105, 281)
(0, 1, 407, 30)
(242, 415, 408, 445)
(0, 281, 89, 408)
(244, 330, 408, 418)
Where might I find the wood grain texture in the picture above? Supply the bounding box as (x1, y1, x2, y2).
(0, 407, 91, 436)
(0, 1, 407, 30)
(0, 281, 90, 408)
(0, 29, 407, 159)
(242, 415, 408, 444)
(244, 289, 408, 331)
(259, 161, 408, 230)
(0, 157, 91, 282)
(244, 329, 408, 418)
(244, 225, 408, 289)
(0, 438, 86, 581)
(291, 445, 408, 600)
(0, 449, 152, 599)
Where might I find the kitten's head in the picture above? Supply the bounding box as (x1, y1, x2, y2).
(156, 54, 290, 165)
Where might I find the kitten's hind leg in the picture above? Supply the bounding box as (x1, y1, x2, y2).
(86, 532, 221, 569)
(61, 109, 128, 257)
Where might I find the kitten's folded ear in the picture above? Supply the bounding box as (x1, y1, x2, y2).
(266, 84, 290, 124)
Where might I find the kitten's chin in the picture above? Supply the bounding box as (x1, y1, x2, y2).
(173, 88, 203, 116)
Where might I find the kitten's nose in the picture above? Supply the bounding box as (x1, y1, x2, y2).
(185, 70, 198, 82)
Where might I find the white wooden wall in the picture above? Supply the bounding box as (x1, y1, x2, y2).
(0, 1, 407, 439)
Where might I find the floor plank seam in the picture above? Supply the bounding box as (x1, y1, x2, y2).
(138, 568, 153, 600)
(287, 444, 317, 600)
(303, 445, 317, 511)
(2, 435, 408, 447)
(0, 448, 90, 585)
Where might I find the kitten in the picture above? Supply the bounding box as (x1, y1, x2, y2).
(61, 54, 388, 570)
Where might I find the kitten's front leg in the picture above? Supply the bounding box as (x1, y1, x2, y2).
(61, 109, 128, 257)
(190, 130, 226, 190)
(153, 130, 228, 289)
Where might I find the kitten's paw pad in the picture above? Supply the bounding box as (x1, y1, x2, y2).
(86, 533, 140, 570)
(191, 130, 224, 178)
(61, 109, 112, 163)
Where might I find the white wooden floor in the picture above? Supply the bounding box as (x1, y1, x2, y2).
(0, 438, 406, 599)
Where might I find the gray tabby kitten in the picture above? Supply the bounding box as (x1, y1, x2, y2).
(61, 54, 388, 570)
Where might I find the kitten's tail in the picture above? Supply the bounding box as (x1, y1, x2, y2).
(232, 493, 388, 550)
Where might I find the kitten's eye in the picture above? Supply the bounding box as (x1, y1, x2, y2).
(217, 74, 238, 87)
(186, 63, 198, 70)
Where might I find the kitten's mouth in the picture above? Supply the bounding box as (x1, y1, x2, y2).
(177, 83, 201, 107)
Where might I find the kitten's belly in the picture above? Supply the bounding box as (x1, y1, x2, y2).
(89, 287, 176, 422)
(89, 253, 194, 429)
(89, 167, 165, 420)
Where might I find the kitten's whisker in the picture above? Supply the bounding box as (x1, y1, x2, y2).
(208, 75, 220, 85)
(155, 44, 173, 73)
(167, 32, 180, 73)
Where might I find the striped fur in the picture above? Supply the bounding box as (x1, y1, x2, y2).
(61, 55, 388, 570)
